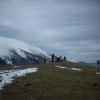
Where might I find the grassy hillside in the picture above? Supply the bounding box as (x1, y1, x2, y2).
(0, 61, 100, 100)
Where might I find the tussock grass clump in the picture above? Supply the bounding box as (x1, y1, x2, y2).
(0, 61, 100, 100)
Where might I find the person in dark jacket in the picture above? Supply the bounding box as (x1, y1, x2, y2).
(44, 57, 46, 63)
(64, 56, 66, 61)
(52, 54, 54, 62)
(97, 60, 99, 67)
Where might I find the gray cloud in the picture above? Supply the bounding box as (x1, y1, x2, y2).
(0, 24, 21, 39)
(0, 0, 100, 63)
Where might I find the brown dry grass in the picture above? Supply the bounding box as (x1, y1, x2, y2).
(0, 61, 100, 100)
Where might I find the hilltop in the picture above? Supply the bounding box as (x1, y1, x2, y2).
(0, 61, 100, 100)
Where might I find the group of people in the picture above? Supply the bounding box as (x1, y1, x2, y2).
(52, 55, 62, 62)
(52, 54, 67, 62)
(44, 53, 67, 63)
(44, 55, 100, 68)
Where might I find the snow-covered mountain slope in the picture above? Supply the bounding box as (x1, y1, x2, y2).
(0, 37, 51, 66)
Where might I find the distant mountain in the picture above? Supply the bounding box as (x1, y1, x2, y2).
(77, 61, 98, 67)
(88, 63, 98, 67)
(0, 37, 51, 66)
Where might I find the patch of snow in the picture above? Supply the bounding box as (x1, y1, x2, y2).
(35, 57, 38, 60)
(69, 68, 81, 71)
(6, 60, 12, 65)
(0, 68, 38, 90)
(55, 65, 67, 68)
(55, 65, 81, 71)
(96, 72, 100, 74)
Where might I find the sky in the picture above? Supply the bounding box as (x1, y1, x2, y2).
(0, 0, 100, 63)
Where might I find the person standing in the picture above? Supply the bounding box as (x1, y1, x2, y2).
(64, 56, 66, 61)
(60, 56, 62, 62)
(97, 60, 99, 67)
(52, 54, 54, 62)
(44, 57, 46, 63)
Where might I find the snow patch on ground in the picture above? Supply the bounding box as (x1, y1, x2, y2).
(69, 68, 81, 71)
(55, 65, 67, 68)
(55, 65, 81, 71)
(0, 68, 38, 90)
(96, 72, 100, 74)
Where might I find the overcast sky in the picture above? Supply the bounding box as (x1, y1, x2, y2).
(0, 0, 100, 63)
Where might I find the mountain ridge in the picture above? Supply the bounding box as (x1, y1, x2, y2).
(77, 61, 97, 67)
(0, 36, 51, 66)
